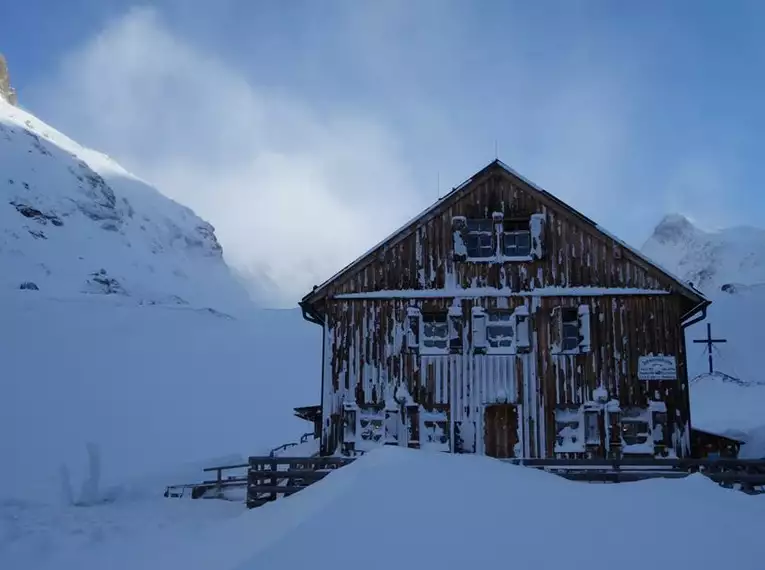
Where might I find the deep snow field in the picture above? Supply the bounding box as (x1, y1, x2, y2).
(3, 447, 764, 570)
(1, 291, 320, 505)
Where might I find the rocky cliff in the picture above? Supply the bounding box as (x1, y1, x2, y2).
(0, 54, 18, 105)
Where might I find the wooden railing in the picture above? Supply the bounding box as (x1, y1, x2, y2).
(502, 458, 765, 490)
(268, 432, 316, 457)
(247, 456, 355, 508)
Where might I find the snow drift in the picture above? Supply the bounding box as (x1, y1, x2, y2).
(6, 448, 763, 570)
(1, 291, 320, 504)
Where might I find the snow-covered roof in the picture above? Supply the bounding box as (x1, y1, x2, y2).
(302, 160, 708, 305)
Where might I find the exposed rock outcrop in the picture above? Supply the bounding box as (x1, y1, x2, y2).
(0, 54, 17, 105)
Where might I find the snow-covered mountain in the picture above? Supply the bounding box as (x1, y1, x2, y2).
(1, 96, 252, 313)
(1, 79, 319, 505)
(642, 214, 765, 456)
(642, 213, 765, 295)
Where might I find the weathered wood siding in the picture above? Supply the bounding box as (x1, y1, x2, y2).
(309, 168, 693, 303)
(310, 165, 698, 458)
(321, 293, 690, 457)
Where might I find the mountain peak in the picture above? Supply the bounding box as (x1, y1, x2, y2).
(642, 212, 765, 294)
(650, 213, 697, 245)
(0, 54, 17, 105)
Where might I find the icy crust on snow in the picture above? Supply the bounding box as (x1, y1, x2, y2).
(6, 448, 763, 570)
(0, 98, 251, 312)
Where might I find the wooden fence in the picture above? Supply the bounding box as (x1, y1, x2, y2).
(503, 458, 765, 491)
(166, 455, 765, 502)
(247, 456, 356, 508)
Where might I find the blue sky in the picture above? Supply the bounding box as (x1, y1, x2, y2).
(2, 1, 764, 304)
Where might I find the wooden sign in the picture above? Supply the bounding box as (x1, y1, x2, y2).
(638, 356, 677, 381)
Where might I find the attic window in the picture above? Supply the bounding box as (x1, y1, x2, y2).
(452, 213, 545, 262)
(464, 219, 494, 259)
(502, 220, 531, 257)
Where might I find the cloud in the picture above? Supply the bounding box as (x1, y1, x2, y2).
(30, 2, 742, 309)
(32, 7, 417, 307)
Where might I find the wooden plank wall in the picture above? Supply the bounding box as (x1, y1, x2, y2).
(321, 292, 691, 457)
(312, 170, 690, 302)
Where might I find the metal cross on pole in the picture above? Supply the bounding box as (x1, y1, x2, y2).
(692, 322, 727, 374)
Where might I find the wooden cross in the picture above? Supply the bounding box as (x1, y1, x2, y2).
(692, 323, 727, 374)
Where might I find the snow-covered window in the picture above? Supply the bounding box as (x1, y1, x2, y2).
(487, 311, 515, 352)
(358, 408, 386, 448)
(465, 219, 494, 259)
(621, 407, 653, 454)
(502, 219, 531, 257)
(554, 408, 584, 453)
(453, 213, 542, 262)
(552, 305, 591, 354)
(406, 307, 420, 353)
(422, 312, 449, 355)
(421, 409, 450, 452)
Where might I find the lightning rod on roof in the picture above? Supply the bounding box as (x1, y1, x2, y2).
(494, 139, 498, 160)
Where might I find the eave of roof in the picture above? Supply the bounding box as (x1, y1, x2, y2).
(301, 159, 708, 306)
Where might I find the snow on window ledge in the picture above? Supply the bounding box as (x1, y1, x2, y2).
(464, 254, 534, 264)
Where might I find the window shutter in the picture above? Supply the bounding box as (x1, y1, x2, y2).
(448, 305, 463, 353)
(550, 306, 562, 354)
(471, 307, 487, 352)
(530, 213, 546, 260)
(492, 212, 504, 258)
(452, 216, 467, 261)
(578, 304, 591, 353)
(406, 307, 421, 352)
(515, 306, 531, 352)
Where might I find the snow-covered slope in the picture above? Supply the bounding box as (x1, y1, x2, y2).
(0, 95, 323, 502)
(642, 214, 765, 456)
(4, 448, 763, 570)
(0, 98, 251, 313)
(643, 213, 765, 294)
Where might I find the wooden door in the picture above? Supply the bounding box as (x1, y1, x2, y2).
(484, 404, 519, 458)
